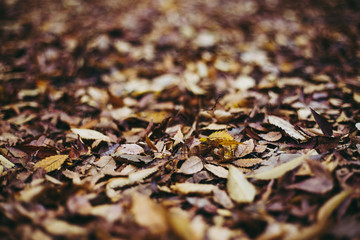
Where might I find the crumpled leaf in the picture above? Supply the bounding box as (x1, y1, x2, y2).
(178, 156, 203, 174)
(71, 128, 112, 142)
(268, 115, 307, 141)
(310, 108, 333, 137)
(251, 150, 316, 180)
(33, 155, 69, 173)
(227, 165, 256, 203)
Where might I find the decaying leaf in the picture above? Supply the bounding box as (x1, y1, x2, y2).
(71, 128, 112, 142)
(251, 150, 316, 180)
(227, 165, 256, 203)
(268, 115, 307, 141)
(171, 182, 217, 194)
(112, 153, 153, 163)
(204, 164, 228, 178)
(235, 139, 255, 158)
(0, 154, 15, 169)
(178, 156, 203, 174)
(115, 144, 144, 155)
(33, 155, 69, 173)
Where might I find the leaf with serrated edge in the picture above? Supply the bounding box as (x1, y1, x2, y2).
(33, 155, 69, 173)
(178, 156, 203, 174)
(251, 150, 316, 180)
(171, 182, 217, 194)
(268, 115, 306, 141)
(204, 164, 228, 178)
(232, 158, 263, 168)
(227, 165, 256, 203)
(71, 128, 111, 142)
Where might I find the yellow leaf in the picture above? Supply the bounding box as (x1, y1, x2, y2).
(251, 150, 316, 180)
(33, 155, 69, 173)
(200, 131, 241, 146)
(227, 165, 256, 203)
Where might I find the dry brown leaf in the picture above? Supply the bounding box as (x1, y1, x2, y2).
(71, 128, 112, 142)
(204, 164, 228, 178)
(259, 131, 282, 142)
(115, 144, 144, 155)
(227, 165, 256, 203)
(235, 139, 255, 158)
(178, 156, 203, 175)
(131, 193, 168, 234)
(251, 150, 316, 180)
(268, 115, 307, 141)
(171, 182, 217, 194)
(232, 158, 263, 168)
(145, 133, 158, 151)
(33, 155, 69, 173)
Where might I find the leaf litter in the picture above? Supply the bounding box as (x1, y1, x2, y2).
(0, 0, 359, 239)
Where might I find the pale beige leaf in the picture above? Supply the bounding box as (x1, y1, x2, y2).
(251, 150, 316, 180)
(268, 115, 307, 141)
(128, 165, 159, 182)
(235, 139, 255, 158)
(178, 156, 203, 175)
(33, 155, 69, 173)
(317, 189, 352, 221)
(71, 128, 111, 142)
(227, 165, 256, 203)
(115, 144, 144, 155)
(90, 204, 123, 223)
(0, 154, 15, 169)
(131, 193, 168, 234)
(259, 131, 282, 142)
(201, 123, 229, 130)
(232, 158, 263, 168)
(204, 164, 228, 178)
(172, 127, 184, 146)
(213, 187, 234, 209)
(171, 182, 217, 194)
(43, 219, 87, 236)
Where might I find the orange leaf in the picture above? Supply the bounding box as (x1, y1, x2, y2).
(33, 155, 69, 173)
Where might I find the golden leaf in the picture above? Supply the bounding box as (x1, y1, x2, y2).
(227, 165, 256, 203)
(200, 130, 241, 146)
(33, 155, 69, 173)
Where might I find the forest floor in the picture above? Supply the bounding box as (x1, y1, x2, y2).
(1, 0, 360, 239)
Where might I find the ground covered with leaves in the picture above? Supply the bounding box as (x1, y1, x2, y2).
(1, 0, 360, 239)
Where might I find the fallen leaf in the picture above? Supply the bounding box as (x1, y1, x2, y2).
(232, 158, 263, 168)
(71, 128, 112, 142)
(115, 144, 144, 155)
(317, 189, 352, 221)
(178, 156, 203, 175)
(131, 193, 168, 234)
(227, 165, 256, 203)
(204, 164, 228, 178)
(268, 115, 307, 141)
(33, 155, 69, 173)
(259, 131, 282, 142)
(310, 108, 333, 137)
(43, 219, 87, 236)
(171, 182, 217, 194)
(0, 154, 15, 169)
(251, 150, 316, 180)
